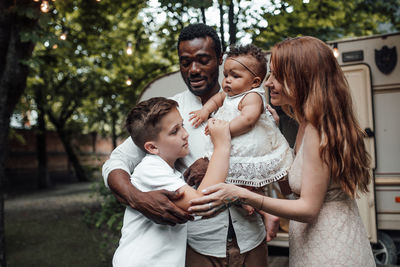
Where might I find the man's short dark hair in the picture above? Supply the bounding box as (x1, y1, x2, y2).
(178, 23, 222, 59)
(125, 97, 179, 153)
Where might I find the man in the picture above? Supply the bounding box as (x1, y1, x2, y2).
(102, 23, 277, 266)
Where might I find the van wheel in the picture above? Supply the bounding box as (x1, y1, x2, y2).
(372, 231, 397, 265)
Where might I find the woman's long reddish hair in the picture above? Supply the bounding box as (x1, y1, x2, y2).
(271, 36, 371, 198)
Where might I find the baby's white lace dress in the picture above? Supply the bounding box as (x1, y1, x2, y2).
(205, 87, 293, 187)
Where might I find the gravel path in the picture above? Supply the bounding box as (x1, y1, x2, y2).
(4, 182, 100, 214)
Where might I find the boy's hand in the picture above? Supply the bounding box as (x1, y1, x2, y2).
(207, 118, 231, 149)
(189, 109, 209, 128)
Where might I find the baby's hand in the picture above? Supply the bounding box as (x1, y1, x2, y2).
(189, 109, 209, 128)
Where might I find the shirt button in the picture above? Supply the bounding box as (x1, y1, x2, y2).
(233, 220, 237, 223)
(224, 224, 228, 228)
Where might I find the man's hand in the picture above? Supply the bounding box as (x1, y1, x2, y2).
(108, 169, 193, 226)
(132, 189, 193, 226)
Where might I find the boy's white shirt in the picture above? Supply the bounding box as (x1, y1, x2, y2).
(113, 154, 187, 267)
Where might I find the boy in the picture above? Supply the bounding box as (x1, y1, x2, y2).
(112, 97, 231, 267)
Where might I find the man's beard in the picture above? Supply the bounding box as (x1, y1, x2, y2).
(184, 75, 219, 97)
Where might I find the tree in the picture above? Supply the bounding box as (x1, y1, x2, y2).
(21, 0, 176, 182)
(0, 0, 46, 264)
(251, 0, 400, 49)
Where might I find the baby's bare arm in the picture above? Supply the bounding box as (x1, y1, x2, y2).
(229, 92, 263, 137)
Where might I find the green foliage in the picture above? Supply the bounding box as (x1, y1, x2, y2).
(251, 0, 400, 50)
(84, 182, 124, 257)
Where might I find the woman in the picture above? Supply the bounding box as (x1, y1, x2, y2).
(189, 36, 375, 266)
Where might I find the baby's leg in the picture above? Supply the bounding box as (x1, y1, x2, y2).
(238, 186, 265, 215)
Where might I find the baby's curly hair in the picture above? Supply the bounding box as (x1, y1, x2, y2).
(126, 97, 178, 153)
(227, 44, 267, 80)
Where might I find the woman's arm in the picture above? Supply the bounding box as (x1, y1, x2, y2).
(229, 92, 263, 137)
(174, 119, 231, 210)
(190, 124, 330, 223)
(189, 92, 226, 127)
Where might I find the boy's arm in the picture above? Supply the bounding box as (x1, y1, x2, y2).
(229, 92, 263, 137)
(189, 92, 226, 128)
(174, 119, 231, 210)
(103, 137, 192, 225)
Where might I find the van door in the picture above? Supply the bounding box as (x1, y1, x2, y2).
(342, 64, 377, 243)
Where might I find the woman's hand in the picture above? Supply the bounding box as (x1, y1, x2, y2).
(266, 104, 279, 127)
(188, 183, 244, 218)
(207, 118, 231, 150)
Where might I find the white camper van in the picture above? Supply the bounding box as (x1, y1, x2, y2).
(139, 32, 400, 265)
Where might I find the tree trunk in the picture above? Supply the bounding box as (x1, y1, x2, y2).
(228, 0, 237, 45)
(57, 129, 88, 182)
(0, 1, 36, 265)
(35, 101, 51, 189)
(200, 7, 206, 24)
(111, 113, 117, 149)
(219, 1, 226, 52)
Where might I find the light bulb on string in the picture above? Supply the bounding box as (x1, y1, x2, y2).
(33, 0, 40, 2)
(333, 43, 339, 58)
(40, 0, 50, 13)
(126, 77, 132, 86)
(52, 44, 58, 49)
(126, 41, 133, 55)
(60, 29, 68, 40)
(96, 0, 101, 2)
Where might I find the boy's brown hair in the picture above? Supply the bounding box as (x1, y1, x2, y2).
(125, 97, 179, 153)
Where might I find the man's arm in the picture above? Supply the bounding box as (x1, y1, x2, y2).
(102, 137, 193, 225)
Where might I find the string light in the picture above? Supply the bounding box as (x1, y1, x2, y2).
(96, 0, 101, 2)
(126, 77, 132, 86)
(126, 41, 133, 55)
(40, 0, 50, 12)
(33, 0, 40, 2)
(52, 44, 58, 49)
(60, 29, 68, 40)
(333, 43, 339, 58)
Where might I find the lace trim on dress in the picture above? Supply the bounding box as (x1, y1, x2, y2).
(226, 159, 288, 187)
